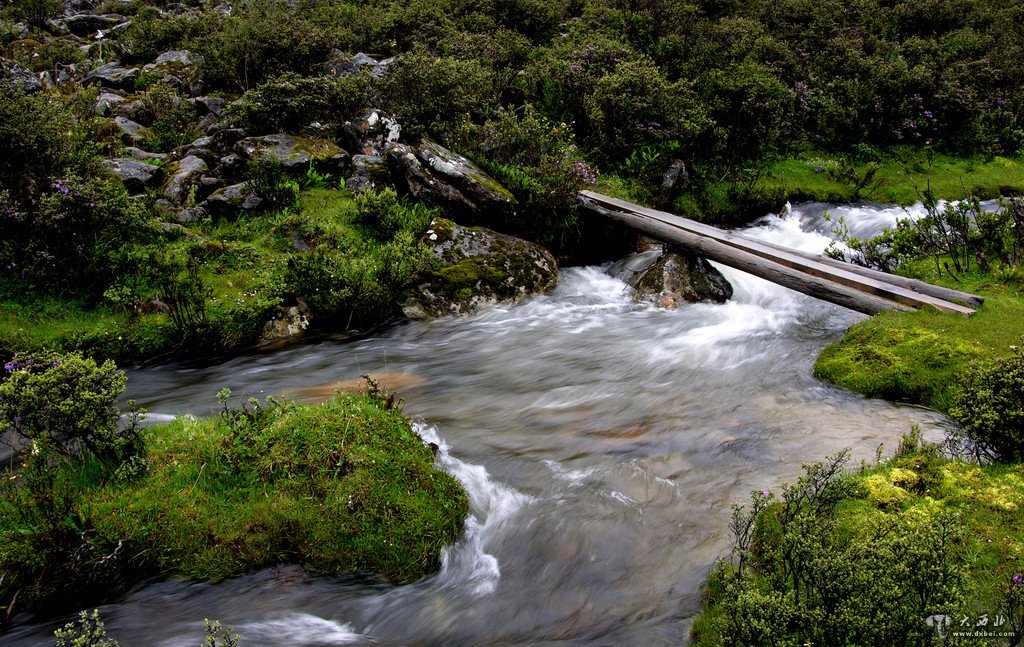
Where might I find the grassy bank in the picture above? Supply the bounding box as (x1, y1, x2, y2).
(691, 438, 1024, 646)
(814, 266, 1024, 411)
(762, 151, 1024, 206)
(0, 186, 434, 365)
(0, 391, 468, 618)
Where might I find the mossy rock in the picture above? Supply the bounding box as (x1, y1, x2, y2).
(403, 218, 558, 318)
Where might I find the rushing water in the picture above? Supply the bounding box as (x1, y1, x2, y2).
(5, 203, 953, 646)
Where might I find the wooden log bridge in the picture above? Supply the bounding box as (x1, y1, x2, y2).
(578, 190, 983, 316)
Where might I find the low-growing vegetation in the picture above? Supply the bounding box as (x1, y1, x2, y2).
(691, 432, 1024, 646)
(0, 355, 468, 621)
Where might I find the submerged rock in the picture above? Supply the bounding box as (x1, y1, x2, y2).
(609, 248, 732, 307)
(403, 218, 558, 319)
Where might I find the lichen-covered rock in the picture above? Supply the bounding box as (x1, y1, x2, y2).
(341, 109, 401, 157)
(103, 158, 161, 192)
(259, 302, 311, 347)
(202, 181, 263, 216)
(403, 218, 558, 319)
(62, 13, 124, 36)
(609, 248, 732, 307)
(346, 154, 389, 195)
(82, 62, 140, 89)
(235, 133, 347, 173)
(160, 155, 207, 204)
(1, 58, 41, 94)
(112, 116, 151, 143)
(93, 91, 125, 116)
(387, 141, 516, 222)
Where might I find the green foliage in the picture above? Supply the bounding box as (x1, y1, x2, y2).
(0, 352, 143, 465)
(699, 452, 965, 646)
(950, 342, 1024, 463)
(54, 609, 119, 647)
(198, 0, 337, 91)
(6, 0, 61, 27)
(136, 83, 199, 153)
(229, 73, 371, 134)
(378, 52, 497, 141)
(355, 187, 432, 240)
(202, 619, 240, 647)
(246, 158, 300, 212)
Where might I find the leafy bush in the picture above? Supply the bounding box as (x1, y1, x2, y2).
(54, 609, 119, 647)
(699, 451, 965, 646)
(1, 173, 154, 299)
(377, 52, 497, 140)
(950, 342, 1024, 463)
(136, 83, 198, 153)
(0, 352, 143, 465)
(229, 73, 371, 134)
(246, 158, 300, 212)
(198, 0, 336, 91)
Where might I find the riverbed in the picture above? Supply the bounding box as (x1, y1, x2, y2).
(4, 202, 951, 646)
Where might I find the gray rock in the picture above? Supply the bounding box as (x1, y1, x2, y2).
(203, 182, 263, 216)
(176, 206, 208, 223)
(194, 96, 226, 116)
(403, 218, 558, 319)
(346, 154, 388, 195)
(56, 63, 81, 86)
(659, 159, 689, 205)
(197, 176, 224, 202)
(63, 0, 98, 15)
(10, 22, 30, 40)
(123, 147, 167, 161)
(113, 116, 151, 143)
(341, 108, 401, 157)
(259, 302, 310, 347)
(62, 13, 124, 37)
(161, 155, 208, 205)
(83, 62, 139, 89)
(1, 59, 41, 94)
(235, 133, 344, 172)
(387, 141, 516, 221)
(93, 91, 125, 116)
(219, 153, 246, 177)
(609, 248, 732, 307)
(103, 158, 161, 192)
(155, 49, 199, 66)
(323, 51, 396, 78)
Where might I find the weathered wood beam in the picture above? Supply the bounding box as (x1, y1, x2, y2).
(581, 191, 979, 315)
(581, 199, 912, 315)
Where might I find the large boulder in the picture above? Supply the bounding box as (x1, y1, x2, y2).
(403, 218, 558, 319)
(386, 141, 516, 221)
(112, 116, 151, 144)
(235, 133, 348, 174)
(340, 108, 401, 157)
(62, 14, 125, 37)
(82, 62, 140, 89)
(202, 181, 263, 216)
(1, 59, 41, 94)
(160, 155, 207, 204)
(608, 248, 733, 307)
(103, 158, 161, 193)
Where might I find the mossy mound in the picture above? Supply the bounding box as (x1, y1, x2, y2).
(0, 393, 468, 616)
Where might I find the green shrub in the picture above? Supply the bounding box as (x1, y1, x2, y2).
(136, 83, 198, 153)
(950, 342, 1024, 463)
(229, 73, 371, 134)
(703, 452, 965, 646)
(54, 609, 119, 647)
(377, 52, 497, 140)
(198, 0, 336, 91)
(0, 352, 143, 465)
(246, 157, 300, 212)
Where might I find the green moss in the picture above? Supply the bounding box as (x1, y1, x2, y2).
(433, 258, 505, 288)
(0, 393, 469, 615)
(762, 152, 1024, 206)
(814, 267, 1024, 410)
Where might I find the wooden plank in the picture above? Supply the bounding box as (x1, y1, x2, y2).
(581, 200, 914, 315)
(581, 191, 978, 315)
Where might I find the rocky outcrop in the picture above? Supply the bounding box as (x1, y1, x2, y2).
(323, 51, 398, 79)
(82, 62, 140, 89)
(112, 116, 151, 143)
(62, 13, 124, 36)
(403, 218, 558, 319)
(258, 301, 311, 347)
(235, 133, 349, 174)
(341, 109, 401, 157)
(103, 158, 161, 192)
(386, 141, 516, 221)
(204, 182, 263, 216)
(1, 59, 42, 94)
(609, 248, 733, 307)
(346, 154, 389, 194)
(160, 155, 207, 204)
